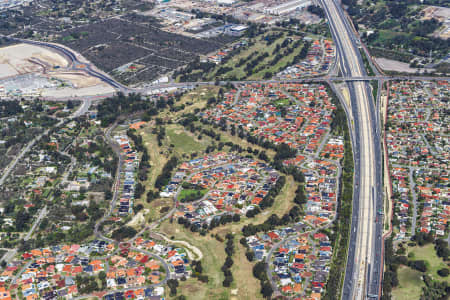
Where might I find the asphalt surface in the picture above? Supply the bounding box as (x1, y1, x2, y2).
(319, 0, 383, 299)
(24, 206, 48, 241)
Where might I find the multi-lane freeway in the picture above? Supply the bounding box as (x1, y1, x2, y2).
(320, 0, 384, 299)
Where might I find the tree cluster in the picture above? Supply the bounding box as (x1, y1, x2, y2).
(111, 226, 137, 241)
(191, 260, 209, 283)
(155, 156, 178, 190)
(252, 261, 273, 298)
(222, 233, 235, 287)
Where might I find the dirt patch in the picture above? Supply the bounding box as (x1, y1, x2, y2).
(154, 232, 203, 261)
(41, 84, 115, 98)
(0, 44, 69, 78)
(127, 211, 146, 227)
(0, 63, 19, 77)
(375, 57, 433, 74)
(50, 71, 103, 88)
(0, 43, 116, 97)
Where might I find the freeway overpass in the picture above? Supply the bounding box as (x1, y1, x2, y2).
(319, 0, 383, 299)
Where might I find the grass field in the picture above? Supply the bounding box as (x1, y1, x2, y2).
(392, 243, 450, 300)
(274, 98, 291, 107)
(159, 85, 221, 120)
(392, 266, 424, 300)
(139, 125, 167, 193)
(166, 124, 209, 154)
(136, 85, 218, 189)
(145, 197, 173, 223)
(178, 188, 208, 202)
(159, 221, 231, 300)
(409, 244, 449, 279)
(230, 235, 263, 300)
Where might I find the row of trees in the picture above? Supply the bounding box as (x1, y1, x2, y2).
(222, 233, 235, 287)
(177, 212, 241, 235)
(96, 93, 152, 127)
(198, 116, 305, 181)
(323, 88, 354, 299)
(127, 128, 152, 201)
(0, 100, 23, 117)
(241, 203, 301, 237)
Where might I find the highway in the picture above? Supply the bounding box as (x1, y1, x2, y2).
(319, 0, 383, 299)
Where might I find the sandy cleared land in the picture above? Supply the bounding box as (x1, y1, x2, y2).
(422, 6, 450, 40)
(50, 71, 104, 88)
(0, 44, 69, 77)
(0, 63, 19, 77)
(0, 43, 117, 97)
(41, 84, 115, 98)
(375, 57, 434, 74)
(128, 211, 146, 227)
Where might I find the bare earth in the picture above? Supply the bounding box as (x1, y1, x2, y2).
(0, 43, 116, 97)
(50, 71, 104, 88)
(375, 57, 433, 74)
(0, 43, 69, 78)
(41, 84, 115, 98)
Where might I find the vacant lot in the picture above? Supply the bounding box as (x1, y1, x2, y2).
(376, 57, 429, 74)
(0, 43, 115, 96)
(0, 43, 69, 78)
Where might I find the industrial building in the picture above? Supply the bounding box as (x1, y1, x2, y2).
(264, 0, 312, 15)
